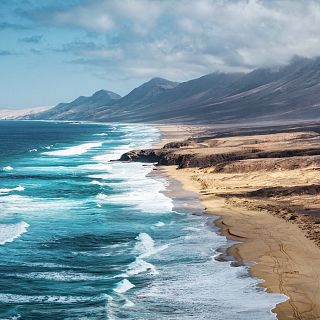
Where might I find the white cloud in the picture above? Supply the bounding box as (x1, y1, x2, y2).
(30, 0, 320, 81)
(51, 3, 115, 32)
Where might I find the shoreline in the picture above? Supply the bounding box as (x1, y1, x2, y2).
(151, 124, 320, 320)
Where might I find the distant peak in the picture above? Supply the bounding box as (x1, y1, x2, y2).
(148, 77, 176, 84)
(139, 77, 179, 90)
(150, 77, 168, 82)
(92, 89, 121, 99)
(93, 89, 108, 94)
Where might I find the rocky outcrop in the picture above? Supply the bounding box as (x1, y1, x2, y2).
(120, 146, 320, 169)
(119, 148, 256, 168)
(120, 127, 320, 248)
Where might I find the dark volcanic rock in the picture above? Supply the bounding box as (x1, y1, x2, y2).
(120, 148, 258, 168)
(162, 141, 192, 149)
(119, 150, 163, 163)
(247, 184, 320, 198)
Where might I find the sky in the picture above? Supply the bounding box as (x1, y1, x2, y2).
(1, 0, 320, 109)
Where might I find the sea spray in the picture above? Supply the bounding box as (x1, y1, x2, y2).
(0, 221, 30, 245)
(3, 166, 13, 171)
(0, 186, 25, 194)
(43, 142, 103, 156)
(114, 279, 135, 294)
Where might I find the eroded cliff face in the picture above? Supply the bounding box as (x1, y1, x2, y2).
(120, 147, 259, 168)
(120, 130, 320, 169)
(120, 127, 320, 246)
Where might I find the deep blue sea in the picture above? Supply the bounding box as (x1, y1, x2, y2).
(0, 121, 286, 320)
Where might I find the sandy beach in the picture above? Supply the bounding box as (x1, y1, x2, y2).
(164, 166, 320, 320)
(128, 123, 320, 320)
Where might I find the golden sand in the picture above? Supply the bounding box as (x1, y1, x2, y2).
(155, 125, 320, 320)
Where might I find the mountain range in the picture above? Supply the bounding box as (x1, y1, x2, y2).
(20, 56, 320, 124)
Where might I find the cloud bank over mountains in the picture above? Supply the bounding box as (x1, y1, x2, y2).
(1, 0, 320, 107)
(26, 0, 320, 78)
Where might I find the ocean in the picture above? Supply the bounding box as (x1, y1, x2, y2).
(0, 120, 286, 319)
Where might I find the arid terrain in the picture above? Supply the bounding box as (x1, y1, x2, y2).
(121, 122, 320, 320)
(124, 123, 320, 245)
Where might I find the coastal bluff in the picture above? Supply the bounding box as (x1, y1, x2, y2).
(120, 124, 320, 246)
(120, 122, 320, 320)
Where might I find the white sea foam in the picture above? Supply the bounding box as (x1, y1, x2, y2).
(96, 193, 108, 200)
(0, 221, 29, 245)
(123, 298, 135, 308)
(183, 226, 202, 232)
(114, 279, 135, 294)
(134, 216, 287, 320)
(154, 221, 165, 227)
(126, 258, 158, 276)
(101, 162, 174, 212)
(105, 189, 173, 213)
(29, 148, 37, 152)
(90, 180, 104, 186)
(43, 142, 102, 156)
(92, 145, 132, 162)
(79, 163, 112, 171)
(94, 133, 108, 136)
(9, 271, 107, 282)
(0, 293, 107, 304)
(14, 261, 75, 268)
(106, 296, 117, 320)
(0, 194, 85, 215)
(88, 174, 110, 180)
(135, 233, 168, 259)
(3, 166, 13, 171)
(0, 186, 25, 194)
(122, 233, 168, 277)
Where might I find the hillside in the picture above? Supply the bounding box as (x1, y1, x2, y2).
(21, 90, 121, 121)
(21, 57, 320, 123)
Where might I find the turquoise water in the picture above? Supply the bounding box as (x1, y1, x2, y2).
(0, 121, 285, 319)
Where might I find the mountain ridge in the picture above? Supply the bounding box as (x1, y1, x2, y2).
(19, 56, 320, 123)
(21, 89, 121, 121)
